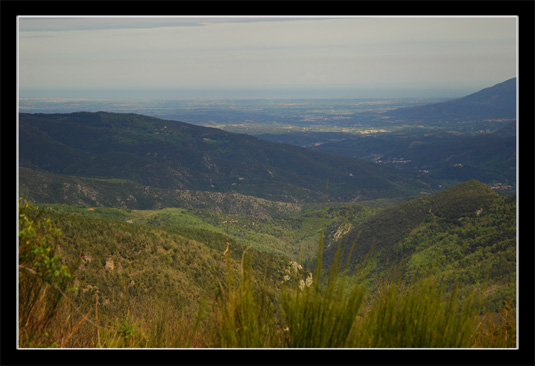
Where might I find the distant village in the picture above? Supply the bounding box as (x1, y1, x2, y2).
(488, 182, 513, 190)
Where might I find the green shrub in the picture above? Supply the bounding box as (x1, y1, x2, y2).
(18, 199, 74, 347)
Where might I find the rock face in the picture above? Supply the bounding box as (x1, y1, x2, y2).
(105, 257, 114, 271)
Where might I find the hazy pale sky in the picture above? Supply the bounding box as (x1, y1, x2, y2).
(18, 16, 517, 99)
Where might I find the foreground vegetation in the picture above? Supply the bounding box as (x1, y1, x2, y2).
(18, 199, 516, 348)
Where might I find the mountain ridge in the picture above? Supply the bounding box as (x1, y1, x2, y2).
(384, 78, 516, 121)
(19, 166, 307, 218)
(19, 111, 432, 204)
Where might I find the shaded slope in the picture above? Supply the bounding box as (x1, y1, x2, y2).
(19, 112, 431, 203)
(314, 131, 516, 188)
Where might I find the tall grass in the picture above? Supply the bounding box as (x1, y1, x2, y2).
(213, 246, 282, 348)
(348, 277, 481, 348)
(474, 299, 516, 348)
(281, 193, 369, 348)
(282, 234, 366, 348)
(214, 211, 487, 348)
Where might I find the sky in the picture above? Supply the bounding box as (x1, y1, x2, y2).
(18, 16, 518, 99)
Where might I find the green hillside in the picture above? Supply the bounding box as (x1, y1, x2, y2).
(26, 178, 516, 317)
(19, 112, 432, 203)
(19, 194, 516, 349)
(323, 180, 516, 313)
(39, 200, 380, 264)
(19, 200, 294, 347)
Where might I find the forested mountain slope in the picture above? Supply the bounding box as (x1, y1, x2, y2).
(323, 180, 516, 312)
(19, 167, 307, 217)
(314, 131, 516, 188)
(19, 112, 431, 203)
